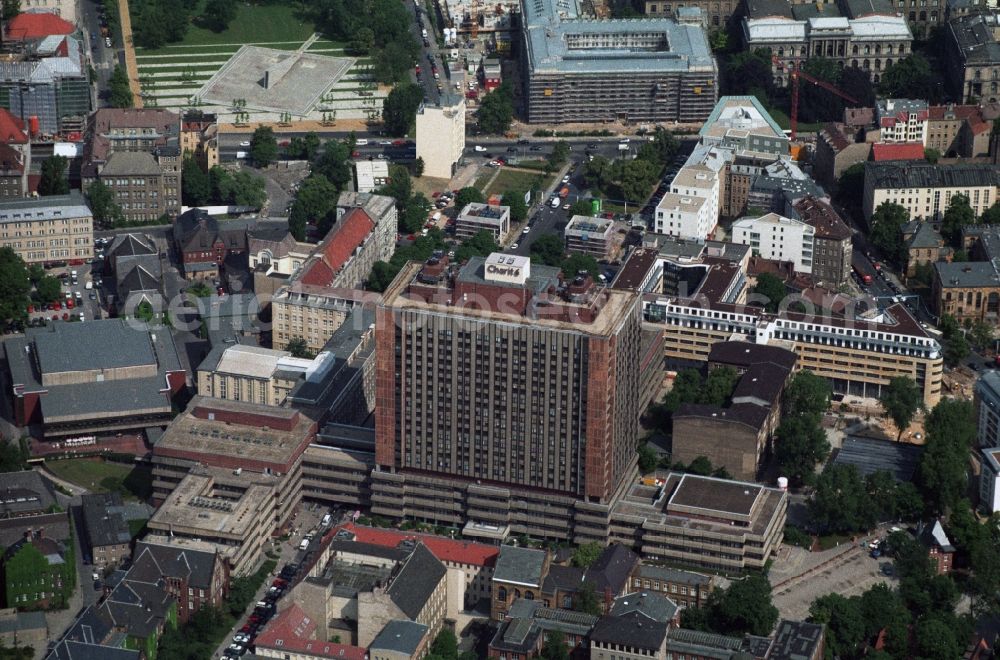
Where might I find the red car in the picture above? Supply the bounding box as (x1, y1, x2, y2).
(51, 315, 58, 321)
(431, 191, 440, 198)
(62, 313, 69, 321)
(68, 259, 84, 266)
(240, 625, 253, 634)
(392, 139, 404, 146)
(66, 300, 74, 309)
(272, 578, 288, 588)
(352, 151, 361, 158)
(26, 305, 33, 314)
(217, 287, 225, 296)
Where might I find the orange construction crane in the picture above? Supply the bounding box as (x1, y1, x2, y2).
(771, 55, 859, 140)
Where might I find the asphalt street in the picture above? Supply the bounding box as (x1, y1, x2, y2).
(80, 0, 119, 108)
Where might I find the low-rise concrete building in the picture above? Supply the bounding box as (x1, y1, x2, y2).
(564, 215, 614, 259)
(353, 160, 389, 193)
(454, 203, 511, 243)
(609, 473, 788, 572)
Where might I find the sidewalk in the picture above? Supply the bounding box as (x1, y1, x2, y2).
(115, 0, 143, 108)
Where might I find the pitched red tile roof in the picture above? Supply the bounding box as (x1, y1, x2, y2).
(927, 104, 980, 121)
(0, 109, 27, 144)
(338, 523, 499, 568)
(255, 603, 366, 660)
(4, 12, 75, 40)
(871, 143, 924, 161)
(298, 208, 375, 286)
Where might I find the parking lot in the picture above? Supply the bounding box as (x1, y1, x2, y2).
(26, 256, 105, 327)
(769, 535, 898, 620)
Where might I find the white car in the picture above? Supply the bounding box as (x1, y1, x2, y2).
(474, 145, 487, 152)
(522, 226, 530, 234)
(239, 141, 250, 147)
(511, 243, 519, 250)
(379, 140, 393, 146)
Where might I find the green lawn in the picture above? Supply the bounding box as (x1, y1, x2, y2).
(133, 2, 314, 54)
(766, 106, 825, 134)
(46, 458, 152, 501)
(485, 168, 553, 197)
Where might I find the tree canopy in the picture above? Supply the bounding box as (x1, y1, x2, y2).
(38, 155, 69, 196)
(109, 65, 133, 108)
(382, 83, 424, 137)
(530, 234, 564, 266)
(250, 126, 278, 167)
(681, 575, 778, 637)
(878, 54, 940, 103)
(0, 247, 30, 327)
(751, 272, 787, 312)
(941, 194, 975, 247)
(571, 542, 603, 568)
(477, 83, 514, 135)
(917, 398, 975, 515)
(879, 377, 922, 440)
(289, 175, 339, 240)
(182, 156, 210, 206)
(869, 202, 909, 268)
(87, 180, 124, 228)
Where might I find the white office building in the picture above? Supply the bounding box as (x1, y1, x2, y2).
(981, 447, 1000, 513)
(416, 96, 466, 180)
(655, 194, 715, 239)
(732, 212, 815, 274)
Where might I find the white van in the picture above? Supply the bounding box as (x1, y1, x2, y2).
(421, 28, 428, 38)
(550, 197, 560, 208)
(298, 538, 309, 550)
(355, 138, 369, 146)
(321, 513, 332, 526)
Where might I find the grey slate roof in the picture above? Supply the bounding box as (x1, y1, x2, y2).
(494, 545, 547, 588)
(832, 436, 923, 481)
(842, 0, 894, 16)
(132, 540, 219, 589)
(47, 640, 140, 660)
(666, 628, 746, 659)
(0, 610, 46, 635)
(4, 320, 182, 421)
(118, 265, 161, 297)
(100, 151, 162, 176)
(610, 591, 678, 623)
(906, 221, 944, 249)
(369, 620, 428, 655)
(386, 542, 446, 620)
(865, 160, 1000, 190)
(769, 620, 826, 660)
(949, 13, 1000, 65)
(0, 470, 56, 517)
(585, 543, 640, 594)
(934, 260, 1000, 288)
(918, 519, 956, 553)
(490, 617, 542, 654)
(633, 564, 712, 587)
(107, 233, 156, 259)
(81, 492, 131, 548)
(507, 599, 599, 636)
(30, 318, 157, 374)
(591, 611, 669, 650)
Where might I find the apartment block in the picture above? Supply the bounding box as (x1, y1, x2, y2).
(925, 103, 993, 157)
(374, 252, 642, 542)
(609, 473, 787, 572)
(863, 160, 1000, 223)
(0, 192, 93, 264)
(814, 122, 873, 188)
(946, 13, 1000, 104)
(564, 215, 614, 259)
(82, 109, 182, 223)
(744, 0, 913, 86)
(522, 6, 718, 125)
(196, 344, 305, 405)
(791, 196, 852, 287)
(732, 212, 815, 274)
(180, 111, 219, 170)
(655, 194, 714, 239)
(271, 285, 370, 354)
(876, 98, 929, 143)
(454, 203, 511, 243)
(415, 97, 466, 179)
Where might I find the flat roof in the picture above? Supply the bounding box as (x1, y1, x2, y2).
(154, 395, 315, 467)
(147, 471, 273, 537)
(522, 0, 716, 76)
(30, 319, 157, 374)
(667, 473, 763, 518)
(197, 46, 354, 116)
(383, 260, 640, 337)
